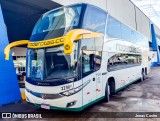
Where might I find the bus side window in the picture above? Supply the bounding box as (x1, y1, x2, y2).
(81, 38, 96, 77)
(107, 53, 142, 72)
(130, 30, 137, 43)
(121, 24, 130, 41)
(94, 51, 102, 71)
(82, 51, 102, 76)
(83, 5, 107, 34)
(82, 50, 95, 76)
(136, 33, 144, 46)
(107, 16, 122, 38)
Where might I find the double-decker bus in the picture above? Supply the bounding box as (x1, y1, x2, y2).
(4, 3, 150, 111)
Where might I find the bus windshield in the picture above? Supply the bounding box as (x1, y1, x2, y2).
(32, 5, 83, 36)
(27, 42, 79, 81)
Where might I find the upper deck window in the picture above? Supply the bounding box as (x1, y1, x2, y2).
(83, 5, 107, 34)
(107, 16, 122, 38)
(32, 5, 83, 35)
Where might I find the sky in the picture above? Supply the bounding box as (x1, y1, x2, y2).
(131, 0, 160, 28)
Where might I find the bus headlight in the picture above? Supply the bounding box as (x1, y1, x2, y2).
(60, 80, 90, 96)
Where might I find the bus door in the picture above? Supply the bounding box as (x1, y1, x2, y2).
(81, 38, 97, 105)
(96, 71, 103, 99)
(95, 51, 103, 99)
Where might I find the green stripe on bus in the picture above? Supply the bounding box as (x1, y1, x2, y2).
(32, 78, 140, 111)
(115, 78, 141, 92)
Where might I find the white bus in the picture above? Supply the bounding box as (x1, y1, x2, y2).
(5, 3, 150, 111)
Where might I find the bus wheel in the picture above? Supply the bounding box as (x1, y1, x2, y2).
(104, 84, 110, 102)
(141, 70, 146, 81)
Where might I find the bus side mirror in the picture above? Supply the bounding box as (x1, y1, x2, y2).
(63, 29, 94, 55)
(63, 30, 80, 55)
(4, 40, 29, 60)
(63, 29, 102, 55)
(90, 54, 95, 70)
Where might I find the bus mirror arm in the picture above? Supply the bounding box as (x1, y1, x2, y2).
(4, 40, 29, 60)
(64, 29, 101, 54)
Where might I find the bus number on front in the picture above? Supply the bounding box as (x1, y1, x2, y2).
(61, 85, 72, 91)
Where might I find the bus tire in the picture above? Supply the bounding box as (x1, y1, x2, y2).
(141, 69, 146, 81)
(108, 79, 115, 95)
(145, 67, 147, 75)
(104, 83, 110, 102)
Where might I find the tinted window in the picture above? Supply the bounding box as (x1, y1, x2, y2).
(32, 5, 83, 35)
(121, 24, 131, 41)
(136, 33, 147, 46)
(81, 39, 102, 77)
(94, 51, 102, 70)
(107, 16, 122, 38)
(107, 53, 142, 72)
(107, 16, 148, 46)
(94, 37, 104, 51)
(130, 30, 137, 43)
(83, 5, 107, 34)
(81, 38, 96, 51)
(82, 50, 95, 75)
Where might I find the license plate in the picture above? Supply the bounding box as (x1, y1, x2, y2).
(41, 104, 50, 109)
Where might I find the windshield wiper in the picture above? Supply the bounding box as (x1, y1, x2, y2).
(27, 77, 44, 82)
(28, 77, 41, 80)
(45, 76, 78, 82)
(45, 77, 68, 81)
(65, 75, 78, 80)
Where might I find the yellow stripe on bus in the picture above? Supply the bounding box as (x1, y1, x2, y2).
(4, 29, 102, 60)
(28, 29, 102, 49)
(4, 40, 29, 60)
(21, 91, 26, 100)
(28, 36, 65, 49)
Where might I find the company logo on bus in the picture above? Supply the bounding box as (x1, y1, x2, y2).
(116, 44, 141, 53)
(28, 37, 65, 48)
(37, 82, 50, 86)
(64, 45, 70, 50)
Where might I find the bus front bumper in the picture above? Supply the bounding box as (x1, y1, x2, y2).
(25, 90, 83, 111)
